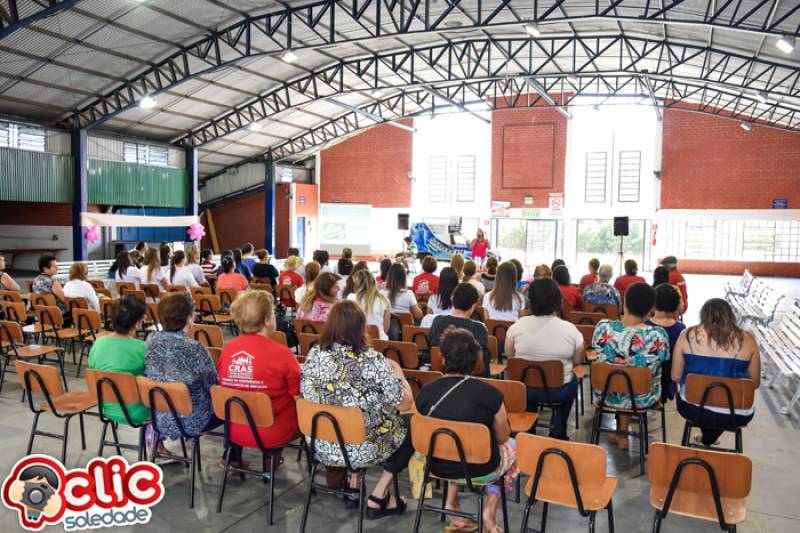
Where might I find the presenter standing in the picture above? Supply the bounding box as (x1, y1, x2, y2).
(470, 228, 491, 269)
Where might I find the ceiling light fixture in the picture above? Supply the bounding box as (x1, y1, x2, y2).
(139, 95, 156, 109)
(740, 122, 752, 131)
(776, 35, 795, 54)
(282, 49, 298, 63)
(248, 122, 263, 131)
(524, 22, 541, 37)
(755, 91, 768, 104)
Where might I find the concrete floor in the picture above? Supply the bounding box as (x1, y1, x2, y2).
(0, 273, 797, 532)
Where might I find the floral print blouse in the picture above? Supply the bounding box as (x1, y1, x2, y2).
(145, 331, 218, 439)
(300, 342, 406, 469)
(296, 297, 334, 322)
(32, 274, 67, 313)
(591, 319, 668, 409)
(582, 282, 622, 307)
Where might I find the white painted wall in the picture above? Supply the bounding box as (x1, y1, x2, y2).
(0, 225, 72, 271)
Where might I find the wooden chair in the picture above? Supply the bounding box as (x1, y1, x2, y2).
(35, 305, 81, 358)
(297, 398, 370, 533)
(100, 298, 118, 330)
(1, 320, 68, 392)
(508, 358, 573, 434)
(276, 285, 297, 308)
(30, 293, 57, 308)
(145, 302, 160, 332)
(88, 280, 106, 290)
(116, 281, 136, 295)
(140, 283, 161, 301)
(208, 347, 222, 367)
(680, 374, 755, 453)
(85, 369, 149, 461)
(517, 433, 617, 533)
(478, 377, 538, 434)
(189, 324, 224, 349)
(217, 288, 239, 308)
(137, 376, 202, 507)
(487, 335, 507, 376)
(65, 296, 89, 314)
(590, 362, 665, 475)
(389, 312, 414, 340)
(251, 283, 273, 293)
(402, 369, 443, 400)
(95, 287, 113, 299)
(585, 302, 620, 320)
(558, 300, 575, 320)
(648, 443, 751, 533)
(0, 289, 24, 303)
(569, 311, 606, 325)
(485, 319, 514, 360)
(365, 324, 380, 340)
(211, 385, 281, 524)
(16, 360, 95, 464)
(370, 339, 420, 369)
(294, 319, 326, 335)
(123, 289, 147, 304)
(1, 300, 31, 326)
(410, 414, 509, 533)
(191, 286, 212, 297)
(193, 294, 235, 332)
(402, 325, 431, 353)
(166, 284, 187, 293)
(298, 332, 321, 357)
(268, 331, 288, 346)
(72, 308, 108, 377)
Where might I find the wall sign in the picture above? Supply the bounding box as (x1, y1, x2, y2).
(772, 198, 788, 209)
(523, 196, 534, 205)
(299, 195, 306, 206)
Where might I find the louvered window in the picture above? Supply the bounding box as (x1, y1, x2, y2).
(456, 155, 476, 202)
(617, 150, 641, 202)
(428, 155, 447, 203)
(124, 142, 169, 166)
(584, 152, 607, 203)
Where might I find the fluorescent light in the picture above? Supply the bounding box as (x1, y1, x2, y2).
(755, 91, 768, 104)
(282, 49, 298, 63)
(248, 122, 263, 132)
(776, 35, 795, 54)
(524, 22, 541, 37)
(740, 122, 752, 131)
(139, 95, 156, 109)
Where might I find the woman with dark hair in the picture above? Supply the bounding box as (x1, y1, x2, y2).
(145, 293, 220, 447)
(480, 256, 499, 292)
(376, 258, 392, 288)
(169, 250, 199, 289)
(115, 251, 142, 284)
(296, 260, 321, 303)
(592, 283, 668, 449)
(429, 283, 489, 376)
(32, 254, 67, 313)
(297, 272, 340, 322)
(423, 267, 459, 326)
(232, 248, 252, 281)
(553, 265, 583, 311)
(416, 328, 517, 532)
(252, 249, 279, 289)
(671, 298, 760, 447)
(652, 266, 670, 287)
(381, 263, 422, 321)
(301, 300, 414, 518)
(159, 243, 171, 278)
(614, 259, 646, 295)
(482, 261, 523, 321)
(341, 260, 368, 300)
(551, 258, 566, 272)
(216, 256, 249, 292)
(313, 250, 333, 274)
(506, 278, 584, 438)
(141, 248, 167, 291)
(88, 296, 149, 426)
(509, 258, 528, 293)
(412, 256, 439, 297)
(647, 284, 687, 402)
(337, 257, 353, 278)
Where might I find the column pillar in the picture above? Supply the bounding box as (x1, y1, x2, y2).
(265, 153, 275, 253)
(71, 127, 87, 260)
(185, 144, 199, 216)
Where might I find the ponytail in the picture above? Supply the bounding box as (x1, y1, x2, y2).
(170, 250, 185, 283)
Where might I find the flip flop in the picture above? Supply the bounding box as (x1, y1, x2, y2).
(365, 493, 407, 519)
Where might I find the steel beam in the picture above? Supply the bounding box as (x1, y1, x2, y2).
(0, 0, 81, 40)
(264, 153, 275, 254)
(326, 97, 417, 132)
(71, 126, 87, 261)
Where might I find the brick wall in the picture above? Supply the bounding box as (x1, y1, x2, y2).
(661, 109, 800, 209)
(678, 259, 800, 277)
(204, 193, 265, 252)
(490, 97, 568, 208)
(319, 120, 413, 207)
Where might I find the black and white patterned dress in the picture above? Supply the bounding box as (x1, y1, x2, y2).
(300, 342, 406, 469)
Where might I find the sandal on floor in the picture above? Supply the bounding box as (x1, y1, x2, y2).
(365, 493, 407, 519)
(446, 516, 478, 532)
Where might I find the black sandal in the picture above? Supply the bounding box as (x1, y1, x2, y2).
(365, 493, 406, 519)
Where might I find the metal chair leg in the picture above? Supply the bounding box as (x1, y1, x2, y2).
(541, 501, 549, 533)
(61, 415, 71, 464)
(588, 511, 596, 533)
(189, 439, 198, 509)
(267, 453, 275, 525)
(500, 474, 509, 533)
(652, 511, 663, 533)
(357, 470, 366, 533)
(78, 413, 86, 450)
(477, 490, 484, 533)
(660, 405, 667, 443)
(110, 422, 122, 456)
(439, 481, 447, 522)
(412, 476, 429, 533)
(26, 412, 40, 455)
(681, 420, 692, 446)
(216, 446, 231, 513)
(300, 461, 317, 533)
(607, 498, 615, 533)
(735, 429, 743, 453)
(98, 421, 108, 456)
(519, 498, 534, 533)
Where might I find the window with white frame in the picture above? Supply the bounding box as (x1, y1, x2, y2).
(123, 142, 169, 166)
(428, 155, 447, 203)
(456, 154, 476, 202)
(584, 152, 607, 203)
(617, 150, 641, 202)
(0, 122, 45, 152)
(684, 221, 716, 258)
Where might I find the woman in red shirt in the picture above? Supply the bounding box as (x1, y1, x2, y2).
(613, 259, 647, 295)
(553, 265, 583, 311)
(216, 256, 249, 292)
(412, 255, 439, 297)
(278, 255, 305, 306)
(470, 228, 490, 268)
(217, 290, 301, 459)
(578, 258, 600, 290)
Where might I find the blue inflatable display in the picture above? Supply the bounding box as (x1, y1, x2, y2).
(409, 222, 497, 261)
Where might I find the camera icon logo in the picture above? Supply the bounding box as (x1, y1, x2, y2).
(1, 455, 65, 531)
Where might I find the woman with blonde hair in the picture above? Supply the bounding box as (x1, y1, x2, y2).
(482, 261, 523, 321)
(297, 272, 340, 322)
(185, 245, 206, 286)
(470, 228, 491, 268)
(295, 260, 321, 304)
(141, 248, 167, 291)
(533, 264, 552, 279)
(347, 269, 390, 340)
(449, 253, 465, 279)
(462, 260, 486, 297)
(63, 262, 100, 312)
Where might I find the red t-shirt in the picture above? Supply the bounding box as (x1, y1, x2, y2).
(279, 270, 304, 287)
(669, 270, 688, 311)
(579, 273, 597, 290)
(613, 274, 646, 295)
(216, 273, 249, 291)
(471, 239, 489, 259)
(217, 334, 301, 448)
(413, 272, 439, 296)
(559, 285, 583, 311)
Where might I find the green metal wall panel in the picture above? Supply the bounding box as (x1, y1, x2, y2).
(0, 147, 73, 202)
(88, 159, 188, 208)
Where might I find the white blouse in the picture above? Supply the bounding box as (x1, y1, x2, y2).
(63, 279, 100, 312)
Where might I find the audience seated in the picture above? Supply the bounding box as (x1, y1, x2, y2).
(279, 256, 305, 288)
(412, 256, 439, 297)
(415, 328, 517, 532)
(232, 248, 252, 281)
(216, 256, 249, 292)
(169, 251, 199, 290)
(376, 258, 392, 289)
(592, 283, 668, 449)
(341, 260, 368, 299)
(295, 261, 321, 304)
(553, 265, 583, 311)
(241, 243, 257, 272)
(63, 263, 100, 312)
(671, 298, 760, 447)
(506, 278, 584, 439)
(661, 256, 689, 312)
(646, 284, 687, 402)
(482, 262, 523, 321)
(301, 301, 414, 518)
(185, 246, 206, 286)
(462, 260, 486, 297)
(33, 254, 67, 313)
(313, 250, 333, 274)
(382, 263, 422, 321)
(449, 253, 465, 279)
(480, 256, 499, 292)
(145, 293, 220, 449)
(551, 258, 566, 271)
(88, 296, 149, 426)
(297, 272, 340, 322)
(421, 267, 459, 328)
(0, 254, 20, 291)
(141, 248, 167, 292)
(532, 264, 552, 279)
(341, 247, 353, 260)
(287, 247, 305, 277)
(348, 270, 390, 340)
(653, 266, 685, 315)
(582, 264, 621, 307)
(200, 249, 217, 277)
(579, 258, 600, 291)
(217, 290, 302, 466)
(614, 259, 646, 295)
(429, 283, 489, 376)
(115, 251, 142, 285)
(509, 258, 528, 293)
(252, 249, 279, 288)
(159, 243, 171, 278)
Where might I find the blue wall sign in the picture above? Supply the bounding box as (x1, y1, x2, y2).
(772, 198, 788, 209)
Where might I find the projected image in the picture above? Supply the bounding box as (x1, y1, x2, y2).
(322, 223, 346, 241)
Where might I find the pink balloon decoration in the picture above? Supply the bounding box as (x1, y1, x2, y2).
(85, 225, 100, 245)
(187, 223, 206, 242)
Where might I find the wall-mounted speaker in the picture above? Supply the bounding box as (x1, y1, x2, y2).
(397, 213, 410, 231)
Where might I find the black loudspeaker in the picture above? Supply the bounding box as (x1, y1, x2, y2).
(397, 213, 410, 231)
(614, 216, 629, 237)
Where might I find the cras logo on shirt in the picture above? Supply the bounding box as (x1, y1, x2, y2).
(2, 455, 164, 531)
